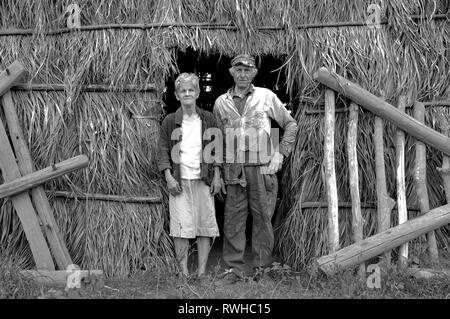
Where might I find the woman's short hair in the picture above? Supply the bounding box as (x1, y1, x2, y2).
(174, 73, 200, 92)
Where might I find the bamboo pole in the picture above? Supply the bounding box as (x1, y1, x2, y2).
(0, 155, 89, 199)
(313, 68, 450, 156)
(12, 83, 156, 92)
(413, 101, 439, 265)
(316, 204, 450, 275)
(299, 201, 420, 211)
(324, 88, 339, 253)
(347, 102, 365, 276)
(396, 96, 408, 268)
(1, 91, 73, 269)
(0, 14, 446, 37)
(374, 107, 395, 266)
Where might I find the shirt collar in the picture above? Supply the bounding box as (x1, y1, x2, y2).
(174, 106, 204, 125)
(229, 84, 255, 98)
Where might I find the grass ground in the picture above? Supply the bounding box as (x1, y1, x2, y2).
(1, 257, 449, 300)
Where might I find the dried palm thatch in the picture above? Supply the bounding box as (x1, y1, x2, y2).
(1, 0, 450, 275)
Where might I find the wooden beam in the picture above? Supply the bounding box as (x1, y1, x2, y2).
(413, 101, 439, 265)
(0, 61, 26, 97)
(324, 88, 339, 253)
(374, 103, 395, 265)
(2, 91, 73, 270)
(50, 191, 162, 203)
(21, 269, 103, 287)
(0, 155, 89, 199)
(0, 14, 446, 37)
(12, 83, 157, 92)
(316, 204, 450, 275)
(347, 102, 365, 276)
(0, 116, 54, 270)
(313, 67, 450, 157)
(396, 96, 408, 268)
(299, 201, 420, 211)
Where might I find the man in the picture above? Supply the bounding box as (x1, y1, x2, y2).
(157, 73, 223, 280)
(213, 54, 298, 284)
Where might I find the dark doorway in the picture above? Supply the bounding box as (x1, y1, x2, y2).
(163, 48, 291, 271)
(163, 48, 290, 114)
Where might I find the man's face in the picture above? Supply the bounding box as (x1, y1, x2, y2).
(230, 65, 257, 90)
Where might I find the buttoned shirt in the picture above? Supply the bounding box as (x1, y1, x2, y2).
(213, 85, 298, 186)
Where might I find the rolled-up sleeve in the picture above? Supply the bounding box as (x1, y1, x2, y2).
(267, 92, 298, 157)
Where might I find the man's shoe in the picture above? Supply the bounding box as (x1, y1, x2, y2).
(215, 269, 241, 286)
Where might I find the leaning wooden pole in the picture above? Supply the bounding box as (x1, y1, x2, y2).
(396, 96, 408, 268)
(1, 91, 73, 269)
(347, 102, 365, 276)
(324, 88, 339, 253)
(313, 67, 450, 156)
(413, 101, 439, 265)
(316, 204, 450, 275)
(374, 105, 395, 265)
(0, 61, 26, 97)
(0, 155, 89, 199)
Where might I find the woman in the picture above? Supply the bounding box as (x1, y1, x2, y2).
(157, 73, 224, 280)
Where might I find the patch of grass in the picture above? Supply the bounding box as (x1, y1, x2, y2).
(0, 250, 43, 299)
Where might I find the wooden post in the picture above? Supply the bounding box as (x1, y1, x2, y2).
(0, 155, 89, 199)
(324, 88, 339, 252)
(0, 61, 26, 97)
(437, 117, 450, 204)
(316, 204, 450, 275)
(374, 107, 395, 265)
(413, 101, 439, 265)
(0, 115, 54, 270)
(1, 91, 73, 269)
(396, 96, 408, 268)
(347, 102, 365, 276)
(313, 67, 450, 156)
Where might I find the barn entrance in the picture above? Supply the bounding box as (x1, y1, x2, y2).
(163, 48, 290, 273)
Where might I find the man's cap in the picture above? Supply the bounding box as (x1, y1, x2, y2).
(230, 54, 256, 68)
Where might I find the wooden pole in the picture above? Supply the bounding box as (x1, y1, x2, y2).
(324, 88, 339, 253)
(437, 117, 450, 204)
(0, 155, 89, 199)
(12, 83, 157, 93)
(0, 61, 26, 97)
(313, 68, 450, 157)
(316, 203, 450, 275)
(374, 108, 395, 266)
(0, 116, 54, 270)
(413, 101, 439, 265)
(50, 191, 162, 203)
(396, 96, 408, 268)
(347, 102, 365, 276)
(1, 91, 73, 269)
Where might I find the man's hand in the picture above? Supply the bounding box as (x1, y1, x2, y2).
(264, 152, 284, 175)
(166, 174, 182, 196)
(211, 167, 227, 201)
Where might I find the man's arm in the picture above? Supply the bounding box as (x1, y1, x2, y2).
(267, 92, 298, 158)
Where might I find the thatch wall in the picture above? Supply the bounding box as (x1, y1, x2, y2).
(0, 0, 450, 275)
